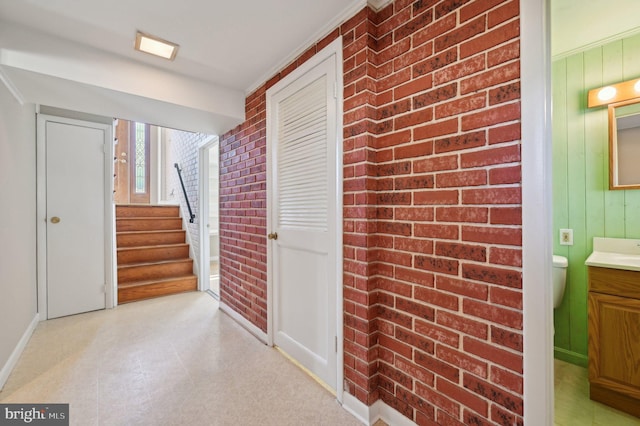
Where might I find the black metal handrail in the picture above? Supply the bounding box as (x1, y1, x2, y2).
(174, 163, 196, 223)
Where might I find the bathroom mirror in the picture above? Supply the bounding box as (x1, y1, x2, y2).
(609, 100, 640, 190)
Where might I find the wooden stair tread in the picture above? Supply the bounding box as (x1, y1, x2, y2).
(116, 233, 186, 248)
(118, 274, 196, 289)
(116, 217, 180, 220)
(115, 205, 180, 216)
(117, 243, 188, 252)
(117, 275, 197, 304)
(117, 258, 192, 269)
(117, 229, 184, 235)
(116, 204, 179, 207)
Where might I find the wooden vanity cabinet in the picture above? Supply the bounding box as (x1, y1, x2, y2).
(588, 266, 640, 418)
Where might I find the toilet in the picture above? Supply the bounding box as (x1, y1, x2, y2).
(552, 255, 568, 308)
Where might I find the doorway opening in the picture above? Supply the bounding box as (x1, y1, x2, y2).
(114, 120, 214, 304)
(543, 0, 640, 423)
(198, 136, 220, 297)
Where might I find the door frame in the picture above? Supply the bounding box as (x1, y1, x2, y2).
(520, 0, 554, 423)
(198, 135, 219, 293)
(36, 113, 115, 319)
(265, 36, 344, 400)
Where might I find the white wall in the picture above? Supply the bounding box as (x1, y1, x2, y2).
(0, 83, 37, 384)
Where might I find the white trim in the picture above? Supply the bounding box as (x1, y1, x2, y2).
(0, 314, 38, 390)
(520, 0, 554, 425)
(367, 0, 393, 11)
(36, 115, 46, 319)
(148, 126, 159, 205)
(36, 114, 114, 319)
(105, 121, 115, 309)
(178, 202, 199, 284)
(197, 135, 219, 292)
(342, 392, 369, 425)
(156, 128, 180, 205)
(371, 400, 417, 426)
(266, 36, 344, 397)
(0, 66, 25, 105)
(245, 0, 365, 96)
(266, 104, 274, 351)
(552, 27, 640, 62)
(341, 394, 415, 426)
(266, 139, 274, 348)
(111, 201, 118, 308)
(334, 37, 345, 406)
(219, 301, 268, 344)
(197, 134, 217, 149)
(198, 141, 209, 292)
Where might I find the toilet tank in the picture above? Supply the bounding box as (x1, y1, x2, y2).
(552, 255, 568, 308)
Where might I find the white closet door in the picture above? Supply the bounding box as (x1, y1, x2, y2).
(46, 119, 106, 319)
(269, 53, 338, 390)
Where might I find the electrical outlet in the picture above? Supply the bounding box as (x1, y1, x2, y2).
(559, 228, 573, 246)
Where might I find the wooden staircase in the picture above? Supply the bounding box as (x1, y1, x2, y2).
(116, 205, 197, 303)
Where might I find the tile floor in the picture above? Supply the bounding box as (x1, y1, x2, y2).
(554, 359, 640, 425)
(209, 260, 219, 296)
(0, 292, 363, 426)
(15, 292, 637, 425)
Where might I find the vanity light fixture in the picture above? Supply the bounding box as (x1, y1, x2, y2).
(134, 31, 179, 61)
(597, 86, 617, 102)
(588, 77, 640, 108)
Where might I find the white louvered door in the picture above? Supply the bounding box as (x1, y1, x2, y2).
(268, 53, 338, 390)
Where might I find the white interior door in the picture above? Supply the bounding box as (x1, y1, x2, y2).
(268, 53, 338, 390)
(45, 119, 107, 319)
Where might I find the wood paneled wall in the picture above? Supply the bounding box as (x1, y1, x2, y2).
(552, 32, 640, 366)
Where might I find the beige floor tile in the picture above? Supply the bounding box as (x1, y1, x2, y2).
(0, 292, 362, 426)
(554, 359, 640, 425)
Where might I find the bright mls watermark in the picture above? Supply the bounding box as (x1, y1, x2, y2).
(0, 404, 68, 425)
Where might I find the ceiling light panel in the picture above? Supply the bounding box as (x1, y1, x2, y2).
(134, 31, 179, 61)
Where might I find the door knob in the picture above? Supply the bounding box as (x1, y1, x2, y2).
(267, 232, 278, 240)
(50, 217, 61, 224)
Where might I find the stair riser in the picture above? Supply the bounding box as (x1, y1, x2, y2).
(116, 218, 183, 232)
(118, 261, 193, 283)
(116, 231, 186, 247)
(116, 206, 180, 218)
(118, 245, 190, 265)
(118, 277, 197, 304)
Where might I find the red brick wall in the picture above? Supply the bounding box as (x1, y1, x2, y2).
(219, 27, 344, 332)
(219, 89, 268, 331)
(220, 1, 523, 424)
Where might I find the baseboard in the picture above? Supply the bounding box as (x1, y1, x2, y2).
(554, 347, 588, 367)
(219, 301, 268, 344)
(0, 314, 39, 390)
(342, 392, 369, 425)
(371, 400, 417, 426)
(342, 392, 416, 426)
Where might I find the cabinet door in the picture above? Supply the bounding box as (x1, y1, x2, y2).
(588, 291, 640, 398)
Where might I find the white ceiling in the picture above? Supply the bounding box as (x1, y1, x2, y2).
(0, 0, 362, 92)
(3, 0, 637, 132)
(551, 0, 640, 58)
(0, 0, 366, 132)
